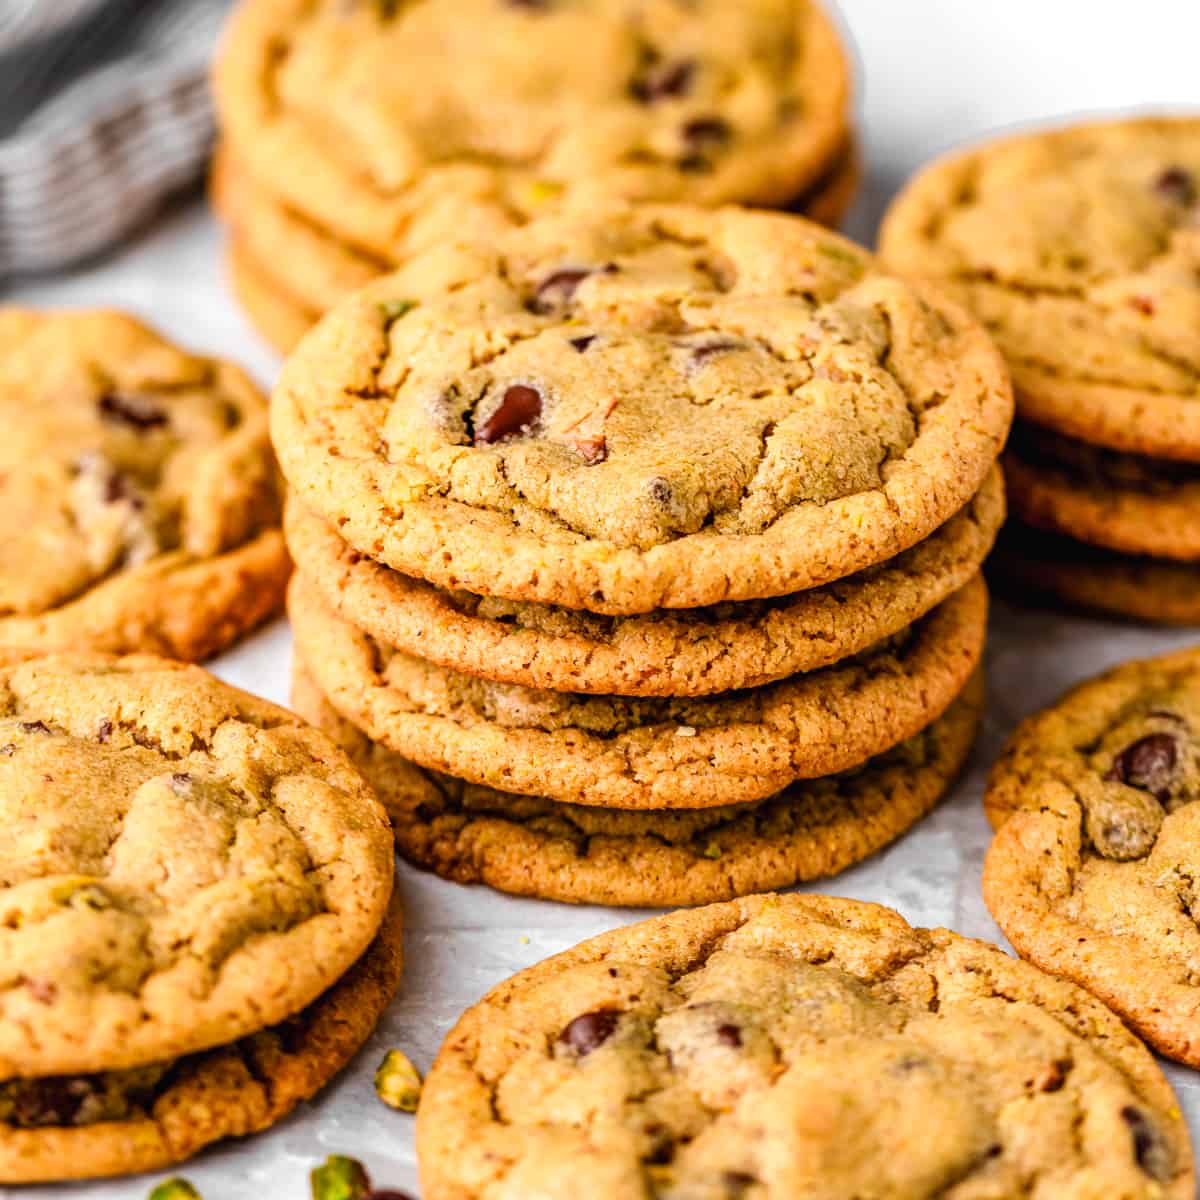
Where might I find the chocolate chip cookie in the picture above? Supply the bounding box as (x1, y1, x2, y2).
(272, 205, 1012, 613)
(285, 467, 1002, 697)
(227, 237, 315, 355)
(992, 522, 1200, 625)
(215, 0, 851, 263)
(294, 657, 982, 906)
(984, 647, 1200, 1067)
(288, 571, 987, 810)
(0, 652, 398, 1180)
(880, 115, 1200, 461)
(0, 309, 288, 659)
(416, 892, 1193, 1199)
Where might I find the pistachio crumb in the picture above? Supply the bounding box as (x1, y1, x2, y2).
(375, 1049, 423, 1112)
(379, 299, 417, 322)
(310, 1154, 370, 1200)
(148, 1180, 201, 1200)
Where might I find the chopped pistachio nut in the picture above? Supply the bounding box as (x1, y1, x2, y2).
(815, 241, 866, 274)
(148, 1181, 201, 1200)
(50, 878, 112, 910)
(701, 842, 723, 860)
(378, 299, 416, 321)
(374, 1049, 423, 1112)
(310, 1155, 371, 1200)
(523, 178, 564, 207)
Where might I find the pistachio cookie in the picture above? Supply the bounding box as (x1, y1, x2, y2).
(295, 658, 982, 907)
(982, 646, 1200, 1067)
(272, 206, 1013, 613)
(991, 523, 1200, 626)
(289, 572, 987, 811)
(416, 893, 1193, 1199)
(214, 136, 862, 333)
(880, 115, 1200, 461)
(227, 238, 314, 355)
(215, 0, 851, 263)
(285, 467, 1003, 697)
(0, 309, 288, 659)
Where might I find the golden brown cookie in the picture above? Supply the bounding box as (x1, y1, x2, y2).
(416, 893, 1194, 1199)
(0, 308, 288, 659)
(215, 0, 852, 261)
(288, 572, 988, 811)
(0, 894, 403, 1183)
(985, 646, 1200, 1068)
(294, 657, 982, 907)
(271, 205, 1012, 613)
(881, 115, 1200, 461)
(284, 467, 1003, 696)
(226, 238, 316, 356)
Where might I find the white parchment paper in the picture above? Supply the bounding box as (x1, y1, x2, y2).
(8, 0, 1200, 1194)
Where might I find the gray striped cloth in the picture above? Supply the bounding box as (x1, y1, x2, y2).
(0, 0, 228, 279)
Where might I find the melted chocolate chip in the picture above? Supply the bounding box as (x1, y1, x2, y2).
(1105, 732, 1179, 802)
(647, 477, 674, 505)
(558, 1009, 620, 1055)
(532, 268, 592, 313)
(716, 1023, 742, 1048)
(19, 721, 49, 735)
(1121, 1106, 1171, 1180)
(97, 719, 113, 743)
(688, 336, 741, 365)
(475, 385, 543, 445)
(568, 334, 597, 353)
(1154, 165, 1197, 207)
(98, 392, 168, 432)
(0, 745, 14, 756)
(103, 471, 143, 509)
(171, 772, 193, 794)
(683, 117, 730, 148)
(632, 58, 694, 103)
(365, 1192, 418, 1200)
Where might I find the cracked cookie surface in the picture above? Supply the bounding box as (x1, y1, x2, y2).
(0, 893, 403, 1183)
(0, 653, 394, 1078)
(880, 115, 1200, 461)
(285, 468, 1002, 696)
(271, 205, 1012, 612)
(1005, 425, 1200, 561)
(288, 572, 987, 810)
(984, 646, 1200, 1066)
(0, 309, 288, 659)
(416, 892, 1193, 1199)
(214, 0, 850, 263)
(294, 658, 982, 907)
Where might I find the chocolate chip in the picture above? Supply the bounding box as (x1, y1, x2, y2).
(1121, 1106, 1171, 1180)
(568, 334, 596, 353)
(1106, 732, 1179, 802)
(1032, 1058, 1071, 1092)
(0, 745, 14, 756)
(632, 58, 694, 103)
(19, 721, 49, 735)
(97, 719, 113, 743)
(1154, 165, 1197, 206)
(507, 0, 549, 8)
(171, 772, 193, 794)
(722, 1173, 757, 1195)
(365, 1192, 418, 1200)
(558, 1009, 619, 1056)
(532, 268, 593, 313)
(475, 385, 543, 445)
(716, 1023, 742, 1048)
(647, 478, 674, 505)
(98, 392, 168, 432)
(682, 117, 730, 148)
(104, 470, 143, 509)
(688, 336, 741, 365)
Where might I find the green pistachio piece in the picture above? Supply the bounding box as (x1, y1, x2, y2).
(148, 1180, 201, 1200)
(378, 299, 416, 322)
(374, 1049, 423, 1112)
(310, 1154, 371, 1200)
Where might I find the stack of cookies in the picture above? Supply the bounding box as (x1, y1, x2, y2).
(881, 116, 1200, 624)
(0, 654, 401, 1184)
(276, 204, 1012, 907)
(210, 0, 858, 354)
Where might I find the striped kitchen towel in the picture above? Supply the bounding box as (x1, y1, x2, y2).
(0, 0, 228, 279)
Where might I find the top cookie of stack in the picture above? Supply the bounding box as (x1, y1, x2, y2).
(881, 116, 1200, 624)
(211, 0, 857, 351)
(279, 204, 1012, 906)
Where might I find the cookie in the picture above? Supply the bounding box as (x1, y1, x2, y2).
(272, 205, 1013, 613)
(880, 115, 1200, 461)
(214, 134, 862, 325)
(0, 893, 403, 1183)
(214, 0, 851, 261)
(294, 657, 982, 907)
(0, 308, 288, 659)
(1005, 425, 1200, 560)
(991, 522, 1200, 626)
(288, 572, 987, 810)
(416, 892, 1193, 1199)
(983, 646, 1200, 1068)
(284, 467, 1003, 696)
(0, 653, 394, 1078)
(227, 238, 315, 356)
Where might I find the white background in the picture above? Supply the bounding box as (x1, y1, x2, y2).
(8, 1, 1200, 1195)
